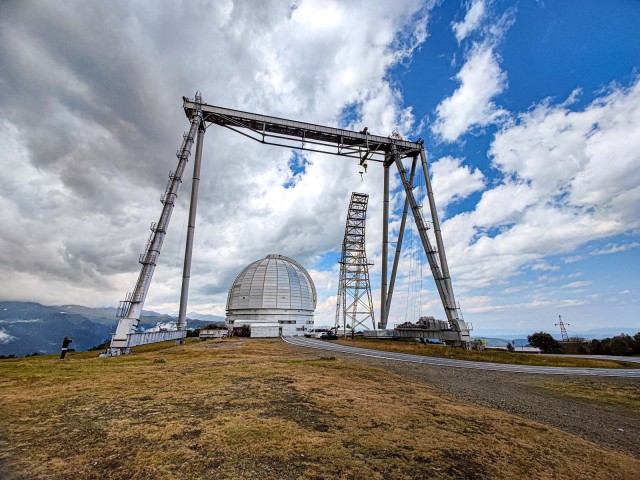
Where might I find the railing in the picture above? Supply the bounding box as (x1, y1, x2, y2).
(124, 330, 186, 347)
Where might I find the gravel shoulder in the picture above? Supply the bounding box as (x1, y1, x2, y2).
(284, 343, 640, 459)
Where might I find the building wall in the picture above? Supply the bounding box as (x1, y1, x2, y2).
(226, 311, 313, 336)
(250, 324, 281, 338)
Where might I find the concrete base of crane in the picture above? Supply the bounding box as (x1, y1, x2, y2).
(361, 329, 479, 349)
(445, 340, 468, 349)
(362, 329, 396, 339)
(99, 330, 188, 357)
(395, 328, 464, 342)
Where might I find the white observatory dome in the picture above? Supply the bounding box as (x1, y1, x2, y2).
(225, 254, 316, 336)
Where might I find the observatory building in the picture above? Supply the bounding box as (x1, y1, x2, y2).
(225, 254, 316, 337)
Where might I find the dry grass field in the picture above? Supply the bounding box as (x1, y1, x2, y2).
(1, 338, 639, 480)
(335, 338, 640, 369)
(540, 380, 640, 410)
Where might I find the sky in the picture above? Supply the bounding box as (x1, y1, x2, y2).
(0, 0, 639, 335)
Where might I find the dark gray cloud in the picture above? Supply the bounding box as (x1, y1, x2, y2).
(0, 0, 427, 321)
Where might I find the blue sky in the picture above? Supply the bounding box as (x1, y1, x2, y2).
(0, 0, 638, 335)
(384, 0, 640, 334)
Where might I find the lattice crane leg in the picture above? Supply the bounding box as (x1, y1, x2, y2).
(103, 94, 204, 356)
(335, 193, 375, 335)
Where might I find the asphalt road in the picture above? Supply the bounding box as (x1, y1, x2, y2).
(283, 337, 640, 377)
(542, 353, 640, 364)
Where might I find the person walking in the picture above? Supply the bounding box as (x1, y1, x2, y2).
(60, 336, 75, 359)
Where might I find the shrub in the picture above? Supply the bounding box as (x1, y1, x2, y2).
(589, 333, 640, 356)
(90, 340, 111, 351)
(527, 332, 562, 354)
(207, 323, 227, 330)
(234, 324, 251, 337)
(609, 335, 633, 356)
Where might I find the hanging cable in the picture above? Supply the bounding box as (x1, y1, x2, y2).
(169, 206, 188, 298)
(403, 221, 414, 323)
(418, 255, 424, 319)
(416, 161, 427, 320)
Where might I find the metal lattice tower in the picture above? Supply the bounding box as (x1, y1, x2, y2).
(335, 193, 375, 334)
(555, 315, 570, 341)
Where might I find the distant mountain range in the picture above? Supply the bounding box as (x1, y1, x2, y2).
(473, 337, 532, 348)
(473, 328, 639, 341)
(2, 301, 636, 357)
(0, 301, 224, 357)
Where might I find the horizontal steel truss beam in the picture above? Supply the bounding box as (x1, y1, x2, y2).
(183, 100, 422, 161)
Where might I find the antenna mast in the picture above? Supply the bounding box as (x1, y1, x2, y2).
(555, 315, 570, 341)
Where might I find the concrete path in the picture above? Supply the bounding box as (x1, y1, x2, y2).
(283, 337, 640, 378)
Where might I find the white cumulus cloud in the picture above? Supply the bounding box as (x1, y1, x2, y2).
(444, 76, 640, 289)
(561, 281, 591, 289)
(430, 156, 485, 210)
(589, 242, 640, 256)
(452, 0, 486, 43)
(531, 261, 560, 272)
(431, 42, 508, 142)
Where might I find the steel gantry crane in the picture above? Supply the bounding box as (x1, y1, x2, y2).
(105, 93, 471, 355)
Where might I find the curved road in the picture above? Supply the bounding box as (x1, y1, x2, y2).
(283, 337, 640, 378)
(543, 353, 640, 364)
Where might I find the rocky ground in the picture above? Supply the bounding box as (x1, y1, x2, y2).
(285, 344, 640, 459)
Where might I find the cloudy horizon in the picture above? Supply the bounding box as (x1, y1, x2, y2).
(1, 0, 638, 335)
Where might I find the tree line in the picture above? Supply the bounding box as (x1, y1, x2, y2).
(527, 331, 640, 355)
(590, 333, 640, 356)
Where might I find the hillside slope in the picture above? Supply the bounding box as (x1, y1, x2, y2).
(0, 302, 223, 356)
(0, 339, 638, 479)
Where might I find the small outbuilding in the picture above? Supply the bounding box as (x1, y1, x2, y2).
(249, 323, 282, 338)
(199, 329, 228, 340)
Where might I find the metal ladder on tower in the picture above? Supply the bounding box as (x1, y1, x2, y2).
(102, 94, 204, 356)
(335, 192, 375, 336)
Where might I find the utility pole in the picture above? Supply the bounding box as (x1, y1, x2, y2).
(555, 315, 569, 341)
